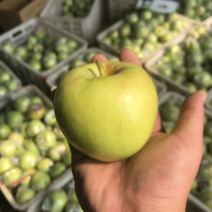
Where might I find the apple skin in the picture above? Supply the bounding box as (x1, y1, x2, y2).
(54, 61, 158, 162)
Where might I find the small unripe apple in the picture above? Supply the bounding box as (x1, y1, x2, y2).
(54, 61, 158, 162)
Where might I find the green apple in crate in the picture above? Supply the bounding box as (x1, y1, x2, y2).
(177, 0, 212, 21)
(54, 61, 158, 162)
(42, 189, 68, 212)
(0, 157, 13, 174)
(62, 0, 94, 18)
(102, 9, 191, 60)
(0, 90, 72, 205)
(41, 182, 82, 212)
(0, 140, 17, 156)
(0, 65, 20, 98)
(152, 26, 212, 93)
(2, 30, 79, 72)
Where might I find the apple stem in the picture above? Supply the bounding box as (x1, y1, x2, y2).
(96, 60, 103, 77)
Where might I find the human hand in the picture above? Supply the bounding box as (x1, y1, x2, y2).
(71, 48, 207, 212)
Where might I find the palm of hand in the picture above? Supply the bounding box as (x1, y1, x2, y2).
(71, 49, 206, 212)
(73, 131, 202, 212)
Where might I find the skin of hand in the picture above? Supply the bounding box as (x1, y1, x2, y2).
(70, 48, 207, 212)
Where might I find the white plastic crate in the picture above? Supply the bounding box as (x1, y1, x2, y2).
(144, 22, 212, 97)
(108, 0, 180, 23)
(97, 12, 199, 63)
(40, 0, 106, 44)
(108, 0, 139, 22)
(0, 18, 88, 96)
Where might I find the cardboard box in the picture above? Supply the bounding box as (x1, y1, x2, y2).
(0, 0, 48, 31)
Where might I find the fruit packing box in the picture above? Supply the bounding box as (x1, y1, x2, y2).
(143, 38, 193, 97)
(144, 21, 212, 99)
(108, 0, 180, 23)
(40, 0, 106, 44)
(108, 0, 142, 23)
(97, 9, 199, 64)
(0, 85, 73, 211)
(0, 18, 88, 97)
(46, 47, 118, 89)
(0, 60, 22, 101)
(159, 91, 212, 212)
(176, 0, 212, 23)
(26, 176, 82, 212)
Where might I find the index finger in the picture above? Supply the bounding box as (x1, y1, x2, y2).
(92, 54, 108, 62)
(119, 48, 142, 67)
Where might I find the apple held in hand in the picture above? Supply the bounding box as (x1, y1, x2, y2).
(54, 61, 158, 162)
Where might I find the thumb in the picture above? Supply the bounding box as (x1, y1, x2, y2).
(173, 90, 207, 152)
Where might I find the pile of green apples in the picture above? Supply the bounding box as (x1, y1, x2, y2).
(2, 30, 79, 72)
(177, 0, 212, 21)
(54, 49, 118, 86)
(159, 93, 212, 209)
(62, 0, 94, 18)
(102, 9, 191, 60)
(152, 26, 212, 93)
(40, 181, 82, 212)
(0, 64, 20, 99)
(0, 92, 71, 204)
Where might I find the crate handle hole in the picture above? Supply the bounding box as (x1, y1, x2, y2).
(12, 30, 23, 38)
(157, 4, 168, 9)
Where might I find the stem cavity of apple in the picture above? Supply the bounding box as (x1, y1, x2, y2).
(96, 60, 103, 77)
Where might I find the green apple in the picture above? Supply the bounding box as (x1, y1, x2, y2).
(27, 103, 46, 120)
(0, 124, 11, 139)
(0, 157, 13, 174)
(26, 120, 46, 137)
(0, 140, 17, 156)
(16, 186, 36, 204)
(62, 148, 72, 166)
(48, 142, 67, 161)
(6, 111, 24, 129)
(41, 189, 68, 212)
(0, 85, 7, 98)
(35, 130, 56, 152)
(37, 157, 54, 172)
(54, 61, 158, 162)
(20, 169, 37, 186)
(0, 72, 11, 83)
(3, 167, 22, 187)
(19, 151, 37, 169)
(2, 43, 14, 54)
(49, 162, 67, 179)
(24, 139, 40, 155)
(44, 109, 57, 126)
(8, 132, 24, 146)
(30, 171, 51, 191)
